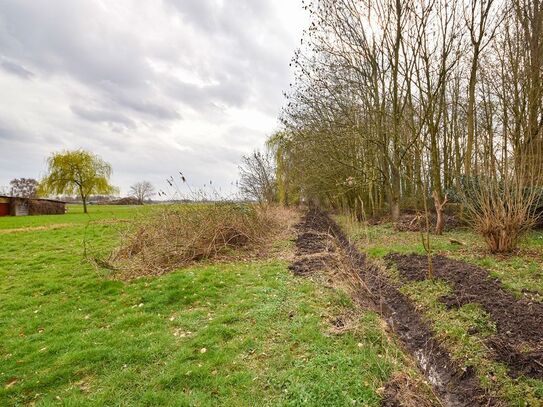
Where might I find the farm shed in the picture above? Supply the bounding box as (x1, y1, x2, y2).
(0, 196, 66, 216)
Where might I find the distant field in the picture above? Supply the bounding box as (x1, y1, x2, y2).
(0, 204, 149, 230)
(0, 205, 421, 406)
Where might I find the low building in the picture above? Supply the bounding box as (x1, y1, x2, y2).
(0, 196, 66, 217)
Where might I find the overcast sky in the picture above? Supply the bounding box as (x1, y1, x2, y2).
(0, 0, 307, 198)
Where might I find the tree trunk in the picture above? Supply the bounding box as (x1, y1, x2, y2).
(432, 190, 448, 235)
(391, 197, 401, 221)
(78, 184, 88, 214)
(465, 50, 479, 176)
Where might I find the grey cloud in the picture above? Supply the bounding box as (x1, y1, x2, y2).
(165, 0, 220, 32)
(0, 0, 292, 120)
(167, 0, 274, 35)
(0, 123, 28, 142)
(165, 0, 292, 111)
(223, 126, 264, 146)
(1, 59, 33, 79)
(0, 1, 150, 86)
(119, 98, 181, 121)
(0, 1, 170, 123)
(70, 105, 136, 129)
(167, 79, 250, 112)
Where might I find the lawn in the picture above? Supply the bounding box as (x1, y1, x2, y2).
(338, 216, 543, 405)
(0, 205, 416, 406)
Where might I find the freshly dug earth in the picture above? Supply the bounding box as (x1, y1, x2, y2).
(290, 209, 497, 407)
(386, 253, 543, 379)
(394, 213, 463, 232)
(289, 228, 337, 276)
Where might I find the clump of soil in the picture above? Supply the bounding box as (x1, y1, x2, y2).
(289, 254, 332, 276)
(294, 231, 331, 255)
(487, 337, 543, 378)
(386, 253, 543, 379)
(288, 211, 339, 276)
(394, 213, 464, 232)
(290, 209, 497, 406)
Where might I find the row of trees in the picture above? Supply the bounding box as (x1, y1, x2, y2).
(258, 0, 543, 251)
(5, 150, 155, 213)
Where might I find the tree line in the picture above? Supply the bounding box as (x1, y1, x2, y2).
(239, 0, 543, 252)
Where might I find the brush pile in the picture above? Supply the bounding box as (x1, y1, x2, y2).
(106, 203, 278, 277)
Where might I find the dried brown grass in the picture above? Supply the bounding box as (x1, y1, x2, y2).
(381, 372, 438, 407)
(104, 203, 283, 278)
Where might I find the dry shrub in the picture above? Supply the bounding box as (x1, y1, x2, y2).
(460, 174, 543, 253)
(106, 203, 279, 277)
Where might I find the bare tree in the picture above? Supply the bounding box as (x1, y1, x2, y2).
(276, 0, 543, 251)
(464, 0, 500, 176)
(130, 181, 155, 204)
(238, 150, 277, 203)
(10, 178, 39, 198)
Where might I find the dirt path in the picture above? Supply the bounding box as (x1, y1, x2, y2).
(386, 253, 543, 379)
(290, 209, 499, 407)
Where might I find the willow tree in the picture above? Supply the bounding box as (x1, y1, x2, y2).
(39, 150, 117, 213)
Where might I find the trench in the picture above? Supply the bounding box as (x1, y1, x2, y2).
(289, 209, 499, 407)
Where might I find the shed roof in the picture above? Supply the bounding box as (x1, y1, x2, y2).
(0, 195, 67, 204)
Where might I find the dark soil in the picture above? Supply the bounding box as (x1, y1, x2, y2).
(385, 253, 543, 379)
(294, 231, 331, 255)
(290, 209, 498, 407)
(288, 215, 338, 276)
(394, 213, 464, 232)
(289, 254, 331, 276)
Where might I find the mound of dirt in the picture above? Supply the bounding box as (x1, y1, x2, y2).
(106, 197, 141, 205)
(290, 209, 497, 406)
(289, 254, 333, 276)
(386, 253, 543, 379)
(288, 213, 338, 276)
(394, 213, 464, 232)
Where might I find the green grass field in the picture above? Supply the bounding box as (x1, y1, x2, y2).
(0, 205, 421, 406)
